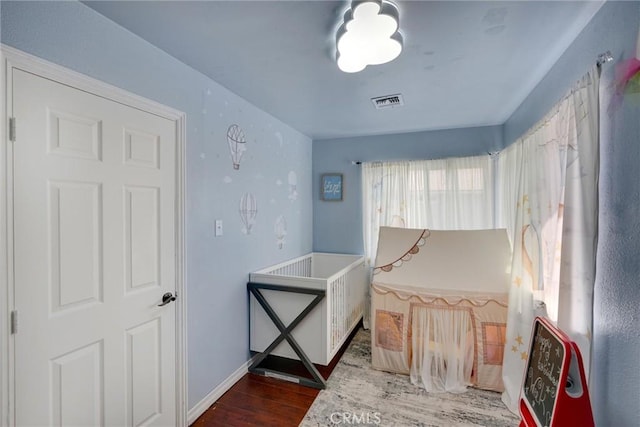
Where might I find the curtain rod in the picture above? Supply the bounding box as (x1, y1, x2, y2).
(350, 153, 494, 165)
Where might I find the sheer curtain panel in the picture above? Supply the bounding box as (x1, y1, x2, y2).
(500, 67, 600, 413)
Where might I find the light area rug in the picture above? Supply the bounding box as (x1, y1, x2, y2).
(300, 328, 520, 427)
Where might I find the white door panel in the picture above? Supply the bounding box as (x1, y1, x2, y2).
(124, 185, 160, 293)
(49, 180, 104, 312)
(51, 340, 105, 427)
(13, 69, 177, 426)
(126, 319, 162, 426)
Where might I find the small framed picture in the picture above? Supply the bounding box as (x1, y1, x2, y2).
(321, 173, 343, 201)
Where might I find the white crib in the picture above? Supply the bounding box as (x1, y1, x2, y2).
(249, 252, 367, 366)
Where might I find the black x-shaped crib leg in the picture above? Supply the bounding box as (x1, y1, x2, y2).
(247, 282, 327, 389)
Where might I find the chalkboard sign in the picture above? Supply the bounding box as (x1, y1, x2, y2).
(520, 317, 594, 427)
(523, 320, 566, 427)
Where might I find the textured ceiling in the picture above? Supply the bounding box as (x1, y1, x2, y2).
(84, 1, 604, 139)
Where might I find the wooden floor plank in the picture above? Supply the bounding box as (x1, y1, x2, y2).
(243, 374, 320, 399)
(231, 376, 318, 408)
(217, 388, 307, 416)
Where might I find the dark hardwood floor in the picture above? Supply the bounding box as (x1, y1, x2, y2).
(191, 325, 361, 427)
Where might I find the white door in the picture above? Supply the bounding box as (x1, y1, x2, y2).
(12, 69, 177, 426)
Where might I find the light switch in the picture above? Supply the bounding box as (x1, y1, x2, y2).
(215, 219, 223, 236)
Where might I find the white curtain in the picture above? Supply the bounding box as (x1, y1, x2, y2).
(410, 306, 474, 393)
(361, 155, 494, 265)
(500, 67, 600, 412)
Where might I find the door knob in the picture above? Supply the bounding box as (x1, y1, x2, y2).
(158, 292, 176, 307)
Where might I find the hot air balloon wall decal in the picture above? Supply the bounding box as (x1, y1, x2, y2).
(288, 171, 298, 201)
(274, 215, 287, 249)
(239, 192, 258, 235)
(227, 124, 247, 170)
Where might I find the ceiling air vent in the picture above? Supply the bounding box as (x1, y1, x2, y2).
(371, 94, 404, 109)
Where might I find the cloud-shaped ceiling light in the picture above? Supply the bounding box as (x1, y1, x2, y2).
(336, 0, 403, 73)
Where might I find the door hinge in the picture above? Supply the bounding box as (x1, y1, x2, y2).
(10, 310, 17, 334)
(9, 117, 16, 142)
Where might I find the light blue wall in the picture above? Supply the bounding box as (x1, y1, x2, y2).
(503, 2, 640, 425)
(312, 126, 503, 254)
(1, 1, 313, 410)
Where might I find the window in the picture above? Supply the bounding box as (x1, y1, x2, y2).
(482, 322, 507, 365)
(362, 156, 495, 263)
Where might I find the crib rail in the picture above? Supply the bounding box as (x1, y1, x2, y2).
(259, 254, 313, 278)
(328, 262, 366, 355)
(330, 274, 345, 352)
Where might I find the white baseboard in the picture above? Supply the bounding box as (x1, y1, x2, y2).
(187, 355, 258, 425)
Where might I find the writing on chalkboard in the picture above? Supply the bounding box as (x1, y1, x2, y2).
(523, 321, 565, 427)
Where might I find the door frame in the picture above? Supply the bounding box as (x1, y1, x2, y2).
(0, 44, 188, 427)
